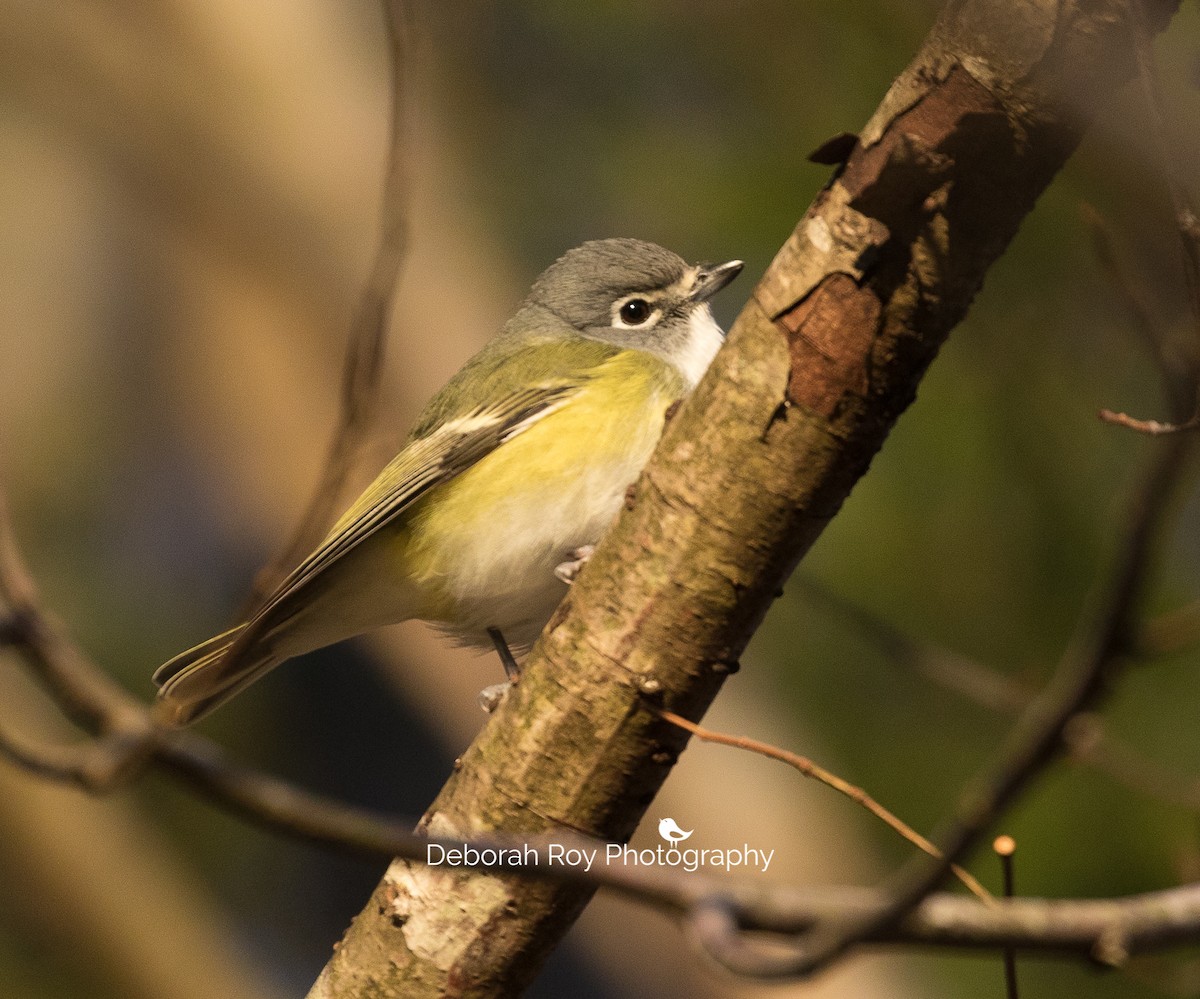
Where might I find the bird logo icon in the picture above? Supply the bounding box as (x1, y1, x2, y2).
(658, 818, 693, 843)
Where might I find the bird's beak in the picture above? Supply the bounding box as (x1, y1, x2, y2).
(689, 259, 744, 304)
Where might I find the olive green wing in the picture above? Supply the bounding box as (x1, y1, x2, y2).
(275, 381, 581, 606)
(287, 329, 621, 601)
(153, 355, 605, 725)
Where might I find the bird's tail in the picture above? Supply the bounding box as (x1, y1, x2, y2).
(152, 624, 279, 727)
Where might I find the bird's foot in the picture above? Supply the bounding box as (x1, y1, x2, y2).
(478, 681, 512, 714)
(553, 545, 596, 585)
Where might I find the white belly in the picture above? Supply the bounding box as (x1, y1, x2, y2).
(432, 451, 647, 650)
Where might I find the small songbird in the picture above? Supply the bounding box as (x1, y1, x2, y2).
(153, 239, 743, 726)
(658, 818, 693, 843)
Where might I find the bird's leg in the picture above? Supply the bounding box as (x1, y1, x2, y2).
(487, 627, 521, 682)
(553, 545, 595, 585)
(479, 626, 520, 713)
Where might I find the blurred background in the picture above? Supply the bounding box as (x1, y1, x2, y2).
(2, 1, 1200, 996)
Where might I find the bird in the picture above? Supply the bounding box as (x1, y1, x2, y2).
(153, 238, 743, 727)
(658, 818, 693, 843)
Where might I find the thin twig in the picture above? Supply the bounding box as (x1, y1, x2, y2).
(1098, 409, 1200, 434)
(658, 710, 992, 903)
(1081, 203, 1193, 413)
(237, 0, 412, 615)
(0, 492, 150, 743)
(772, 410, 1195, 975)
(800, 582, 1200, 814)
(1094, 2, 1200, 435)
(994, 836, 1019, 999)
(861, 432, 1192, 965)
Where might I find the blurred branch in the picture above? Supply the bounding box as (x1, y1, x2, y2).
(808, 417, 1196, 977)
(1082, 202, 1194, 413)
(795, 578, 1031, 714)
(1097, 0, 1200, 435)
(238, 0, 413, 614)
(657, 710, 992, 902)
(1142, 596, 1200, 655)
(0, 0, 421, 861)
(799, 581, 1200, 815)
(0, 485, 433, 856)
(1064, 713, 1200, 814)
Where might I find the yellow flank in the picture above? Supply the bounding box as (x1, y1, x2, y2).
(399, 349, 684, 634)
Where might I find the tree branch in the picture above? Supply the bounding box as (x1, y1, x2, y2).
(4, 0, 1195, 992)
(313, 0, 1186, 995)
(800, 579, 1200, 814)
(237, 0, 412, 614)
(1097, 0, 1200, 434)
(656, 709, 992, 902)
(0, 0, 419, 869)
(793, 426, 1193, 976)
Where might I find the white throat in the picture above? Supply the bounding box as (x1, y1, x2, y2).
(675, 304, 726, 388)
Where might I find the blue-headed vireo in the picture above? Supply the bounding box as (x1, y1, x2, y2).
(154, 238, 743, 725)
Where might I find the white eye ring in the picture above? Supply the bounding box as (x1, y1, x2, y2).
(613, 296, 660, 329)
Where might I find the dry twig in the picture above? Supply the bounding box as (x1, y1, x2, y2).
(1097, 2, 1200, 434)
(0, 0, 416, 856)
(796, 409, 1197, 979)
(799, 581, 1200, 814)
(237, 0, 412, 615)
(657, 710, 992, 902)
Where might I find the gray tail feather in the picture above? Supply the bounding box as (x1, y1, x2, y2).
(153, 624, 278, 727)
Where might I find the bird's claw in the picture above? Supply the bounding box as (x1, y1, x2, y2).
(554, 545, 596, 585)
(478, 681, 512, 713)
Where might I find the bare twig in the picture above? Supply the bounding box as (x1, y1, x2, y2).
(1098, 409, 1200, 434)
(0, 723, 151, 790)
(0, 491, 152, 749)
(791, 426, 1197, 976)
(237, 0, 412, 615)
(0, 0, 417, 854)
(1082, 202, 1192, 411)
(1095, 2, 1200, 435)
(799, 582, 1200, 813)
(658, 710, 992, 903)
(994, 836, 1020, 999)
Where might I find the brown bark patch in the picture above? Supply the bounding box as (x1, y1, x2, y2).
(777, 274, 881, 417)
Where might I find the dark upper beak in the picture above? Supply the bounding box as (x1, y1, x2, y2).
(689, 259, 745, 304)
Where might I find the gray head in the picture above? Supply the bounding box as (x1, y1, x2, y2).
(525, 238, 743, 387)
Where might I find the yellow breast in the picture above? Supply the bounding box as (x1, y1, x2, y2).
(400, 350, 683, 647)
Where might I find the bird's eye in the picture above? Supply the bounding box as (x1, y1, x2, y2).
(619, 298, 652, 325)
